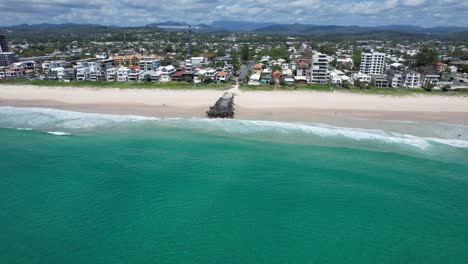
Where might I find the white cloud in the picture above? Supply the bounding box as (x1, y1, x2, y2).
(0, 0, 466, 27)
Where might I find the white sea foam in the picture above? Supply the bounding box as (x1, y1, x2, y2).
(1, 106, 467, 150)
(0, 106, 158, 129)
(45, 131, 71, 136)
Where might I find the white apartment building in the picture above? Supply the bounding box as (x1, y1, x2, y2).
(90, 69, 104, 82)
(106, 68, 117, 81)
(388, 73, 403, 88)
(117, 67, 131, 82)
(128, 70, 143, 82)
(139, 59, 161, 71)
(403, 72, 421, 88)
(76, 67, 91, 81)
(42, 61, 70, 71)
(50, 67, 66, 80)
(311, 53, 329, 84)
(352, 72, 372, 83)
(191, 57, 205, 67)
(360, 52, 386, 75)
(150, 71, 161, 82)
(422, 74, 440, 87)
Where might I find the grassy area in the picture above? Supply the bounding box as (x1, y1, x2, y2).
(342, 86, 468, 96)
(0, 79, 230, 90)
(296, 84, 331, 91)
(240, 84, 331, 91)
(240, 85, 276, 91)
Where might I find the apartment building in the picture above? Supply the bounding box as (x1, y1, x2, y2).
(352, 72, 372, 83)
(311, 53, 329, 84)
(388, 73, 403, 88)
(422, 74, 440, 87)
(117, 67, 131, 82)
(360, 52, 386, 75)
(403, 71, 421, 88)
(106, 68, 117, 81)
(0, 52, 18, 66)
(76, 67, 91, 81)
(371, 74, 389, 87)
(42, 61, 70, 71)
(139, 59, 161, 71)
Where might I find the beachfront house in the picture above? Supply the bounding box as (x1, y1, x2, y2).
(159, 65, 176, 82)
(248, 74, 261, 85)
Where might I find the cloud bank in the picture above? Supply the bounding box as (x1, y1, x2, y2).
(1, 0, 466, 27)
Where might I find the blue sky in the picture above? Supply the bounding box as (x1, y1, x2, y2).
(1, 0, 467, 27)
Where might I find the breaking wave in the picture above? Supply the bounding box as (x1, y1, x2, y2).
(0, 106, 467, 152)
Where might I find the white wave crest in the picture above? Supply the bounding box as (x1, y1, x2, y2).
(0, 106, 158, 129)
(45, 131, 71, 136)
(1, 106, 467, 150)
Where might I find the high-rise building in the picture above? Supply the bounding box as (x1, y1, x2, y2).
(360, 52, 386, 75)
(0, 32, 10, 53)
(0, 52, 19, 66)
(311, 53, 329, 84)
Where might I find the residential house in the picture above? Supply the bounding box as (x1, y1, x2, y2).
(371, 74, 389, 87)
(215, 71, 230, 82)
(248, 74, 261, 85)
(159, 65, 176, 82)
(284, 78, 295, 85)
(272, 71, 284, 80)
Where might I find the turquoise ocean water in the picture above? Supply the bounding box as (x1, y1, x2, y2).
(0, 106, 467, 263)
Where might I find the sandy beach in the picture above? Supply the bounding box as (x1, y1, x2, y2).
(0, 84, 467, 125)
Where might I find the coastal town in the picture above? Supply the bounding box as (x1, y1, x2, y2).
(0, 26, 468, 91)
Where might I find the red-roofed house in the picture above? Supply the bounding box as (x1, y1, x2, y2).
(171, 70, 186, 81)
(215, 71, 231, 82)
(433, 62, 447, 73)
(272, 71, 283, 80)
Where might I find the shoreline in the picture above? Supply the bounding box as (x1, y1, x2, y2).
(0, 84, 467, 125)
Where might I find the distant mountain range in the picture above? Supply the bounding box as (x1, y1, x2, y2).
(3, 21, 467, 39)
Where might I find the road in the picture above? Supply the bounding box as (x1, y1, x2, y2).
(238, 60, 255, 81)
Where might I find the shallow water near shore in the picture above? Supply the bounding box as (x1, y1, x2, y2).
(1, 107, 467, 263)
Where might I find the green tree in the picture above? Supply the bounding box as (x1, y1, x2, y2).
(424, 83, 435, 92)
(241, 45, 250, 62)
(231, 51, 240, 76)
(271, 64, 282, 72)
(319, 46, 336, 56)
(353, 49, 362, 70)
(342, 80, 350, 89)
(161, 57, 173, 66)
(215, 61, 225, 68)
(415, 47, 439, 66)
(441, 84, 451, 92)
